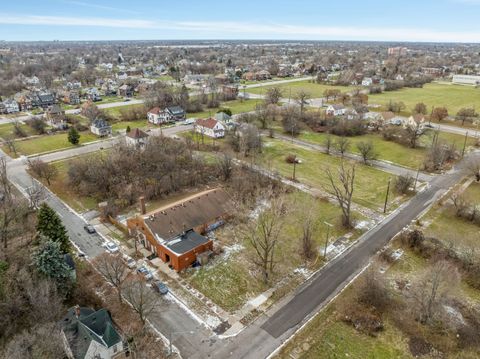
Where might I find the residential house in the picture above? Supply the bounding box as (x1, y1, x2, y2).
(46, 104, 67, 129)
(66, 81, 82, 90)
(127, 188, 232, 271)
(90, 119, 112, 137)
(194, 118, 226, 138)
(85, 88, 101, 102)
(62, 90, 80, 105)
(361, 77, 373, 86)
(345, 108, 359, 121)
(326, 104, 347, 117)
(126, 128, 149, 148)
(36, 92, 56, 109)
(147, 106, 186, 125)
(214, 111, 232, 125)
(117, 72, 128, 80)
(117, 84, 133, 98)
(61, 305, 124, 359)
(221, 85, 238, 99)
(405, 114, 425, 128)
(2, 99, 19, 113)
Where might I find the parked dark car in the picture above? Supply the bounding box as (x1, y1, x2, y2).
(83, 224, 96, 234)
(152, 280, 168, 295)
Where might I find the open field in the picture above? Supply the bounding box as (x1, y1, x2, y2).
(260, 138, 404, 211)
(186, 190, 363, 312)
(2, 131, 98, 157)
(186, 99, 259, 119)
(247, 80, 356, 98)
(369, 83, 480, 115)
(0, 122, 36, 139)
(299, 129, 477, 169)
(101, 103, 145, 118)
(423, 181, 480, 251)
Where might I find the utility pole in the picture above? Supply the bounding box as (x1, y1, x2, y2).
(323, 221, 333, 258)
(414, 167, 420, 191)
(383, 178, 391, 214)
(292, 155, 297, 181)
(462, 131, 469, 158)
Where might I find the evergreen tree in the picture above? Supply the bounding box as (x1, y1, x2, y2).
(36, 203, 70, 253)
(33, 239, 72, 294)
(126, 125, 131, 133)
(67, 126, 80, 145)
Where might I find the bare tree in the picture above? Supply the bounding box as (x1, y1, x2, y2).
(25, 181, 45, 210)
(123, 278, 160, 324)
(27, 158, 58, 186)
(299, 205, 317, 261)
(410, 260, 460, 325)
(295, 90, 310, 115)
(323, 134, 333, 155)
(4, 138, 17, 156)
(217, 153, 234, 181)
(431, 107, 449, 123)
(356, 141, 377, 164)
(265, 87, 283, 105)
(325, 162, 356, 228)
(243, 194, 286, 283)
(334, 137, 350, 158)
(403, 120, 425, 148)
(93, 253, 129, 303)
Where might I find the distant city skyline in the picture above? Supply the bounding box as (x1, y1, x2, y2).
(2, 0, 480, 42)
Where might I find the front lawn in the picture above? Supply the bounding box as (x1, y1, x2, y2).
(3, 131, 98, 157)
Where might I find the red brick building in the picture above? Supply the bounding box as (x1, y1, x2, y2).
(127, 188, 231, 271)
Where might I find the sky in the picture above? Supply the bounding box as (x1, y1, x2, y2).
(2, 0, 480, 42)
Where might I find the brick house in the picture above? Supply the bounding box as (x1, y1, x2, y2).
(127, 188, 231, 271)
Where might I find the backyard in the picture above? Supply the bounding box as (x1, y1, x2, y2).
(247, 80, 356, 98)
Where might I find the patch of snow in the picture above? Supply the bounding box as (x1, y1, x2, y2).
(355, 220, 373, 230)
(391, 249, 404, 261)
(247, 293, 269, 308)
(222, 243, 244, 260)
(249, 199, 270, 220)
(443, 305, 466, 326)
(205, 315, 222, 328)
(293, 267, 311, 278)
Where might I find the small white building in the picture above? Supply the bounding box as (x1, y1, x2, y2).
(452, 74, 480, 86)
(2, 99, 19, 113)
(326, 104, 347, 117)
(147, 106, 186, 125)
(90, 119, 112, 137)
(194, 118, 225, 138)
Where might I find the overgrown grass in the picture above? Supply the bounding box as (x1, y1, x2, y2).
(260, 138, 401, 210)
(247, 80, 356, 98)
(0, 123, 36, 139)
(369, 83, 480, 115)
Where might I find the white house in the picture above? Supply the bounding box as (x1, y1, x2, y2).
(2, 99, 19, 113)
(361, 77, 373, 86)
(90, 119, 112, 137)
(326, 104, 347, 117)
(194, 118, 225, 138)
(61, 306, 124, 359)
(126, 128, 149, 148)
(147, 106, 186, 125)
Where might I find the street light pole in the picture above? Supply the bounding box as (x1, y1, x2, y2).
(414, 167, 420, 191)
(383, 178, 392, 214)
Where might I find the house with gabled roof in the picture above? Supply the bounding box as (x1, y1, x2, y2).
(194, 118, 225, 138)
(326, 104, 347, 117)
(127, 188, 232, 271)
(90, 119, 112, 137)
(147, 106, 186, 125)
(126, 128, 148, 148)
(61, 305, 124, 359)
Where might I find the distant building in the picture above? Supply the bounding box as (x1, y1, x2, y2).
(2, 99, 19, 113)
(147, 106, 186, 125)
(46, 104, 67, 129)
(326, 104, 346, 117)
(90, 119, 112, 137)
(452, 74, 480, 86)
(61, 305, 124, 359)
(388, 47, 407, 56)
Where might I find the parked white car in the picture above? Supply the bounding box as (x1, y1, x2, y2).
(105, 241, 119, 254)
(122, 254, 136, 269)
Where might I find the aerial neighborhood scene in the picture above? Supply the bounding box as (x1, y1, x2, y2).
(2, 1, 480, 358)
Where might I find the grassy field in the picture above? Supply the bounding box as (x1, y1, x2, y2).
(36, 158, 97, 213)
(247, 80, 356, 98)
(186, 99, 259, 119)
(260, 138, 402, 211)
(423, 181, 480, 251)
(0, 123, 36, 139)
(101, 103, 145, 118)
(111, 119, 151, 131)
(187, 191, 362, 312)
(369, 83, 480, 115)
(298, 129, 477, 169)
(3, 131, 98, 157)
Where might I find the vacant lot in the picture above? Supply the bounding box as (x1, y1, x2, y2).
(423, 181, 480, 251)
(369, 83, 480, 115)
(186, 99, 259, 119)
(260, 139, 403, 211)
(0, 122, 36, 139)
(3, 131, 98, 157)
(247, 80, 355, 98)
(186, 191, 363, 312)
(299, 129, 477, 169)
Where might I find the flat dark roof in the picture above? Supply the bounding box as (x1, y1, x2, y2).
(165, 230, 210, 255)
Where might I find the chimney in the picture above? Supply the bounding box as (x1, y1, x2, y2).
(74, 305, 80, 318)
(139, 196, 146, 215)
